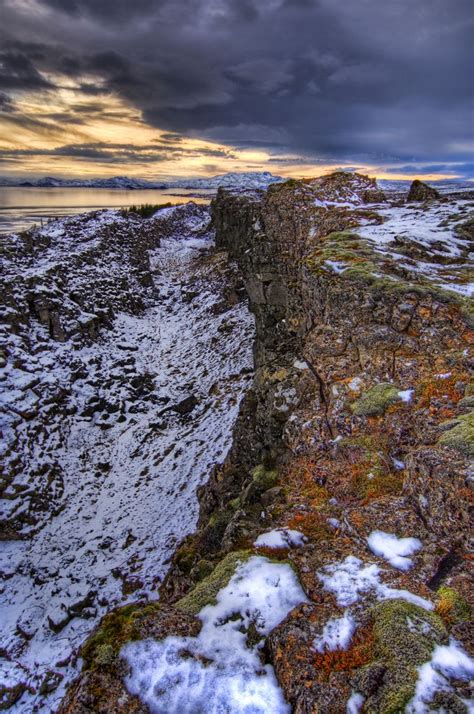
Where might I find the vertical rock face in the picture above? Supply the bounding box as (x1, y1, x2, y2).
(60, 174, 473, 713)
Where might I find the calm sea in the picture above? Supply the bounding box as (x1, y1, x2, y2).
(0, 187, 211, 234)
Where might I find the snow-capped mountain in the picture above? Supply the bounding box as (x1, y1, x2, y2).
(167, 171, 283, 189)
(16, 176, 165, 189)
(0, 171, 283, 190)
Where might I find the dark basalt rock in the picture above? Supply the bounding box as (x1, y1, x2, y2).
(407, 179, 440, 202)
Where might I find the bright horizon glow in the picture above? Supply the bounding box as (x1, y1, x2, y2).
(0, 84, 466, 183)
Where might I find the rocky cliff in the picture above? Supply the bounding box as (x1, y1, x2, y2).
(59, 174, 473, 713)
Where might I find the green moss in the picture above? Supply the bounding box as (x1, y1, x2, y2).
(229, 497, 241, 510)
(338, 434, 404, 499)
(457, 395, 474, 410)
(304, 229, 474, 327)
(438, 409, 474, 456)
(351, 383, 402, 417)
(193, 559, 214, 581)
(175, 542, 197, 574)
(465, 383, 474, 397)
(436, 586, 471, 623)
(370, 599, 447, 713)
(94, 643, 115, 667)
(252, 464, 278, 491)
(305, 231, 378, 276)
(176, 550, 251, 615)
(81, 601, 161, 671)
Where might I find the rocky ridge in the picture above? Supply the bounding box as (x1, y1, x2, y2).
(6, 174, 474, 712)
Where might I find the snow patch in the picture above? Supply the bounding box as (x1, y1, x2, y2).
(313, 612, 356, 653)
(398, 389, 414, 403)
(254, 528, 306, 549)
(407, 639, 474, 713)
(317, 556, 432, 609)
(122, 556, 308, 713)
(346, 692, 365, 713)
(325, 259, 347, 274)
(367, 531, 422, 571)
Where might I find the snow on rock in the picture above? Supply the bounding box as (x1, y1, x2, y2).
(254, 528, 306, 549)
(313, 611, 356, 653)
(367, 530, 422, 571)
(346, 692, 365, 713)
(325, 259, 348, 274)
(122, 556, 308, 714)
(0, 203, 254, 711)
(317, 556, 432, 609)
(407, 639, 474, 713)
(359, 199, 474, 297)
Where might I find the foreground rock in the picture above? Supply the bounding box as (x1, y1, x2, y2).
(58, 174, 474, 711)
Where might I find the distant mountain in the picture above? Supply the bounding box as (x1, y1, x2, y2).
(17, 176, 164, 189)
(167, 171, 283, 189)
(0, 171, 283, 190)
(379, 178, 474, 194)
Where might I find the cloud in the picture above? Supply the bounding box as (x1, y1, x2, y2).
(0, 51, 53, 90)
(0, 0, 472, 175)
(227, 59, 294, 94)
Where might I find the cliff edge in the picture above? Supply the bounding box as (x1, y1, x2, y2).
(60, 173, 473, 713)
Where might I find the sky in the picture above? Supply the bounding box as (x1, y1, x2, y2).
(0, 0, 472, 181)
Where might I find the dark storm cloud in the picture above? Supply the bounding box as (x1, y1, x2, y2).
(1, 0, 472, 172)
(0, 91, 14, 112)
(0, 51, 53, 90)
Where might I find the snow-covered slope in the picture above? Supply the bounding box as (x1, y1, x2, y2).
(0, 205, 254, 711)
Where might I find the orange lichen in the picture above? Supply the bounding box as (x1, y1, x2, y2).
(287, 511, 332, 540)
(312, 623, 374, 677)
(346, 458, 404, 502)
(282, 456, 330, 505)
(253, 546, 289, 560)
(418, 373, 465, 408)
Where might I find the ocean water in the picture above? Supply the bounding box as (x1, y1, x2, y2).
(0, 186, 211, 234)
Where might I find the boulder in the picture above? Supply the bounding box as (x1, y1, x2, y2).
(407, 179, 440, 202)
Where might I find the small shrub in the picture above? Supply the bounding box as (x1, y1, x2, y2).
(123, 203, 175, 218)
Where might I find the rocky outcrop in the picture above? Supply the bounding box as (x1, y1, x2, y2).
(407, 179, 440, 201)
(61, 173, 473, 712)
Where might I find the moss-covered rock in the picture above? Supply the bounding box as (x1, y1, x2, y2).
(438, 409, 474, 456)
(350, 383, 402, 417)
(80, 601, 161, 671)
(366, 599, 447, 713)
(251, 464, 279, 491)
(176, 550, 251, 615)
(175, 541, 197, 574)
(436, 586, 471, 624)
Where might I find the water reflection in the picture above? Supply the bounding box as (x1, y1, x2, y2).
(0, 187, 211, 234)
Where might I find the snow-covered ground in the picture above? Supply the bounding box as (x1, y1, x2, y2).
(123, 555, 308, 713)
(0, 210, 254, 711)
(359, 199, 474, 297)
